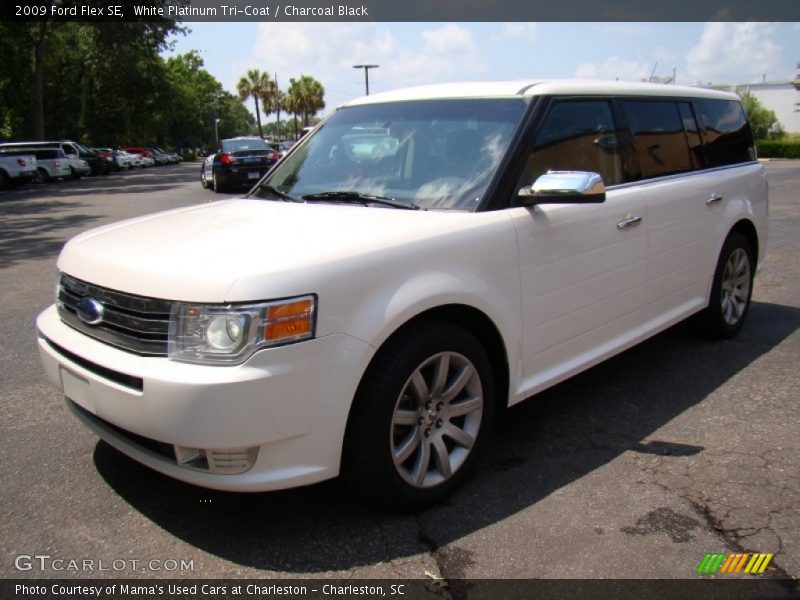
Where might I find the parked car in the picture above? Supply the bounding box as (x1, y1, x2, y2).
(0, 150, 37, 189)
(36, 81, 766, 508)
(0, 141, 92, 179)
(90, 148, 120, 171)
(1, 147, 71, 182)
(121, 147, 155, 167)
(271, 140, 295, 157)
(152, 147, 181, 164)
(144, 147, 169, 166)
(94, 148, 133, 170)
(55, 141, 110, 176)
(201, 136, 280, 193)
(117, 150, 140, 169)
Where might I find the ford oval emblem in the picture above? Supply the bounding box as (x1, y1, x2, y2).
(76, 296, 105, 326)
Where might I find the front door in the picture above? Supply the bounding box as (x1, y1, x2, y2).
(510, 99, 647, 401)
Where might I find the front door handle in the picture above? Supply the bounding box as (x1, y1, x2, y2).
(617, 214, 643, 230)
(706, 193, 723, 206)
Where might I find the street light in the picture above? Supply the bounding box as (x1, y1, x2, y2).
(214, 118, 221, 144)
(353, 64, 379, 95)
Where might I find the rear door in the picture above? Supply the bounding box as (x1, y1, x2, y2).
(622, 99, 725, 333)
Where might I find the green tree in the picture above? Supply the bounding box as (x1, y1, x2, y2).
(287, 75, 326, 127)
(237, 69, 273, 139)
(740, 92, 784, 140)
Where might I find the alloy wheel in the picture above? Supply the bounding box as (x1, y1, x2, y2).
(720, 247, 751, 326)
(390, 351, 483, 488)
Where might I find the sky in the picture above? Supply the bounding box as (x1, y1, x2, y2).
(166, 22, 800, 121)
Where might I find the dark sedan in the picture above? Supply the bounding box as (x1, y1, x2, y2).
(201, 137, 280, 193)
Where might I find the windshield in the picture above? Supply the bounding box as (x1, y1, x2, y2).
(251, 98, 528, 211)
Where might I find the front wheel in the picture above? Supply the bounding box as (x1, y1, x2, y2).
(343, 321, 494, 509)
(697, 232, 755, 338)
(200, 166, 209, 189)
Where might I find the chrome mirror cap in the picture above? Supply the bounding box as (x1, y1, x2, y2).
(519, 171, 606, 205)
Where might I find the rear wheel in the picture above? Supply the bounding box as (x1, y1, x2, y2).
(213, 171, 225, 193)
(343, 321, 494, 509)
(697, 232, 755, 338)
(33, 168, 49, 183)
(0, 169, 9, 189)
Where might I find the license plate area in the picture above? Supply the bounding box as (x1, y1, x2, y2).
(60, 366, 94, 412)
(248, 171, 260, 180)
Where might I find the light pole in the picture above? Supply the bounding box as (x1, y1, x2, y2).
(214, 118, 221, 144)
(353, 64, 379, 95)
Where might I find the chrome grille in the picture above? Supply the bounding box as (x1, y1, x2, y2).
(57, 273, 171, 356)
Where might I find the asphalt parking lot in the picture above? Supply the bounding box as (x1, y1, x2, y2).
(0, 162, 798, 587)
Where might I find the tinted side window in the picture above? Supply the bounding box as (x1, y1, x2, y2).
(520, 100, 623, 187)
(678, 103, 705, 169)
(695, 99, 754, 167)
(625, 101, 693, 179)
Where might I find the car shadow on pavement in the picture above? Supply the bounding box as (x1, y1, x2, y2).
(0, 199, 100, 270)
(93, 300, 800, 573)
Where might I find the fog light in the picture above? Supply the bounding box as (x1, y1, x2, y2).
(174, 445, 258, 474)
(175, 446, 208, 470)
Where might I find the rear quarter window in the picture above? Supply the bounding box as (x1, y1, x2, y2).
(695, 99, 755, 167)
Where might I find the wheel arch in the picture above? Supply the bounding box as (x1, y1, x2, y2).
(342, 303, 510, 454)
(729, 218, 759, 263)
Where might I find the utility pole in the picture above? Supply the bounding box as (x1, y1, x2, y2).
(353, 64, 379, 95)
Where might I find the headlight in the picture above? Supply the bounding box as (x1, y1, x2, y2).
(167, 295, 316, 365)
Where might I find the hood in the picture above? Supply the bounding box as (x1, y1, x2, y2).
(58, 199, 478, 302)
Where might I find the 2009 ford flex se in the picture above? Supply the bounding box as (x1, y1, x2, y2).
(37, 80, 767, 507)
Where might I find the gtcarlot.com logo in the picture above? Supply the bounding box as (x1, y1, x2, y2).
(696, 552, 774, 575)
(14, 554, 194, 573)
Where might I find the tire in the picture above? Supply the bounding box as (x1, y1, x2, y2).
(213, 171, 225, 193)
(69, 167, 82, 180)
(697, 232, 755, 338)
(343, 321, 494, 509)
(0, 169, 9, 189)
(33, 167, 49, 183)
(200, 166, 209, 189)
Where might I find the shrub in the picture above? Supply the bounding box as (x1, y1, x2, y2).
(756, 140, 800, 159)
(180, 149, 197, 162)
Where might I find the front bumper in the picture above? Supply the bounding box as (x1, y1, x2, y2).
(36, 305, 372, 491)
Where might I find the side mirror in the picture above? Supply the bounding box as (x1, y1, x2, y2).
(518, 171, 606, 205)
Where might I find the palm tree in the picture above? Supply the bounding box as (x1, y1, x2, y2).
(274, 88, 286, 138)
(287, 75, 326, 127)
(283, 89, 301, 140)
(236, 69, 272, 139)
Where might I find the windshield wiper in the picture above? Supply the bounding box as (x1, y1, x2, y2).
(300, 191, 420, 210)
(254, 183, 299, 202)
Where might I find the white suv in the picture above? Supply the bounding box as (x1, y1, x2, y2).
(36, 81, 767, 507)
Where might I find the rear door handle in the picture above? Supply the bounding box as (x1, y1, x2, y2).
(706, 194, 723, 206)
(617, 214, 643, 230)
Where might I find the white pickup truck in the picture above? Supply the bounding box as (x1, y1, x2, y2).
(0, 151, 37, 189)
